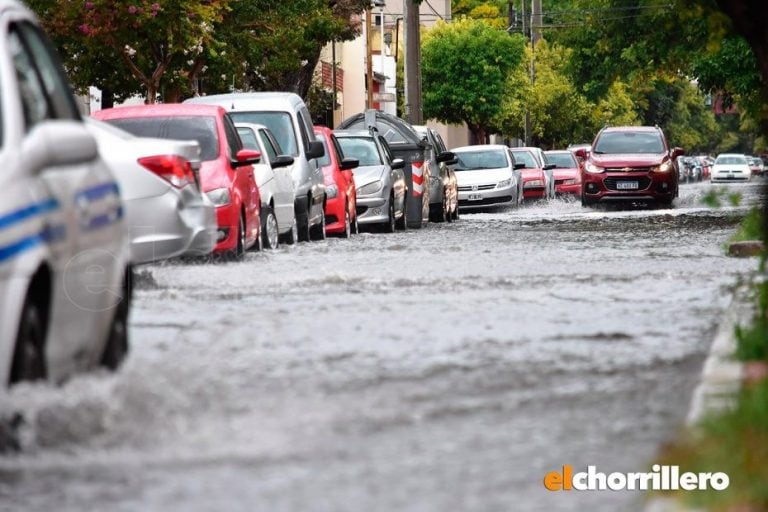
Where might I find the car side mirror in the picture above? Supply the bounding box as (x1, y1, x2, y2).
(339, 157, 359, 170)
(307, 140, 325, 160)
(271, 154, 294, 169)
(671, 147, 684, 159)
(513, 162, 526, 170)
(233, 148, 261, 167)
(391, 158, 405, 170)
(436, 151, 455, 164)
(26, 120, 98, 173)
(543, 163, 556, 171)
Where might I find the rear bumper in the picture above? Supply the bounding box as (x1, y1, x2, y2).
(126, 189, 216, 263)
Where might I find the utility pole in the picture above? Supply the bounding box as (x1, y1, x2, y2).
(531, 0, 542, 45)
(403, 0, 422, 124)
(527, 0, 541, 146)
(366, 6, 374, 110)
(522, 0, 530, 146)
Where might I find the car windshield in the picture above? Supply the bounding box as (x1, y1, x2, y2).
(337, 137, 381, 166)
(453, 150, 507, 170)
(593, 131, 665, 154)
(510, 150, 537, 168)
(228, 111, 297, 157)
(236, 127, 259, 150)
(315, 133, 332, 166)
(545, 152, 577, 168)
(107, 116, 219, 161)
(716, 155, 747, 165)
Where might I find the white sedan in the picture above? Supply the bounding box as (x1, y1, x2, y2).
(452, 145, 523, 209)
(86, 119, 217, 263)
(0, 1, 132, 386)
(711, 153, 752, 182)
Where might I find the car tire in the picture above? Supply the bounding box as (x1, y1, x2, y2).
(395, 198, 407, 231)
(281, 220, 299, 245)
(451, 201, 459, 221)
(384, 195, 396, 233)
(262, 206, 279, 249)
(351, 209, 359, 235)
(10, 294, 47, 384)
(341, 205, 351, 238)
(310, 207, 327, 241)
(100, 269, 132, 371)
(297, 204, 311, 243)
(234, 213, 247, 258)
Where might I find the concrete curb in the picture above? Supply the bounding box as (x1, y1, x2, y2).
(643, 284, 754, 512)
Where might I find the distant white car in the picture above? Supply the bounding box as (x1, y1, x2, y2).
(235, 122, 298, 247)
(86, 119, 217, 263)
(711, 153, 751, 182)
(0, 1, 132, 386)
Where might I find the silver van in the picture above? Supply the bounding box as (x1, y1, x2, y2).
(185, 93, 326, 242)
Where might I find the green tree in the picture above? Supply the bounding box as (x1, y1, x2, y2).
(208, 0, 368, 98)
(665, 80, 720, 152)
(30, 0, 229, 103)
(591, 80, 639, 129)
(495, 41, 594, 148)
(422, 18, 525, 143)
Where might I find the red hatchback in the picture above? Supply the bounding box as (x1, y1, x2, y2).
(544, 150, 582, 197)
(575, 126, 683, 208)
(314, 126, 359, 237)
(94, 104, 262, 257)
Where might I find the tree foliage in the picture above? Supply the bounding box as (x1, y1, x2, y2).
(422, 19, 525, 142)
(495, 41, 593, 148)
(29, 0, 368, 103)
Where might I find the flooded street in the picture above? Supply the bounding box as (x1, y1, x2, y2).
(0, 181, 763, 511)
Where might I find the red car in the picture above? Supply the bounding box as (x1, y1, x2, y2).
(544, 150, 582, 197)
(314, 126, 359, 237)
(510, 148, 554, 200)
(575, 126, 683, 208)
(93, 104, 262, 258)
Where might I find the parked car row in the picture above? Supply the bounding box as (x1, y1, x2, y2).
(0, 1, 469, 390)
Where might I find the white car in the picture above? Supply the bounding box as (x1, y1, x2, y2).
(86, 119, 217, 263)
(452, 145, 523, 210)
(235, 122, 298, 247)
(0, 1, 132, 386)
(711, 153, 751, 182)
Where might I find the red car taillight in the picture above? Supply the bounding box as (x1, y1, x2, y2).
(138, 155, 195, 189)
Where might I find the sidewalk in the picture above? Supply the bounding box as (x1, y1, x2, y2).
(643, 283, 754, 512)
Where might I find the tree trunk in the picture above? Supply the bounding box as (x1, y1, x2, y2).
(145, 82, 158, 104)
(101, 88, 114, 110)
(467, 123, 487, 145)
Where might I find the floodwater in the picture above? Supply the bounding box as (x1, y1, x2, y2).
(0, 180, 763, 511)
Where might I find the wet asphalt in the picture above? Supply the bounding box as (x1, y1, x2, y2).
(0, 180, 764, 512)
